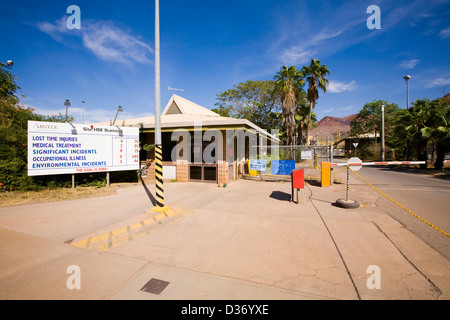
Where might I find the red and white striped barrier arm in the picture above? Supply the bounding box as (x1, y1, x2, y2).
(331, 161, 426, 167)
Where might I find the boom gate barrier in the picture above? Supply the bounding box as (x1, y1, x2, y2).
(322, 159, 427, 209)
(322, 160, 427, 188)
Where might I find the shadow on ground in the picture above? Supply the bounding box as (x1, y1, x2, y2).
(269, 191, 292, 202)
(140, 179, 156, 206)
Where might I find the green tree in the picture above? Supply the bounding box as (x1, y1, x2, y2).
(0, 66, 73, 191)
(302, 59, 330, 143)
(294, 90, 316, 145)
(432, 98, 450, 169)
(0, 64, 20, 104)
(350, 100, 400, 159)
(399, 97, 450, 169)
(351, 100, 399, 137)
(0, 101, 40, 190)
(213, 80, 282, 131)
(421, 106, 450, 169)
(391, 100, 435, 166)
(273, 66, 305, 145)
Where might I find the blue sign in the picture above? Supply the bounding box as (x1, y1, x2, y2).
(271, 160, 296, 175)
(250, 159, 267, 171)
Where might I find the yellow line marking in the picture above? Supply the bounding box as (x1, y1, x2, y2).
(349, 167, 450, 238)
(71, 207, 185, 251)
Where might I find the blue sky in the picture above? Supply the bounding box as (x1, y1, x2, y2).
(1, 0, 450, 124)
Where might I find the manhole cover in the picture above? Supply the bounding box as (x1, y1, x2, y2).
(141, 278, 170, 295)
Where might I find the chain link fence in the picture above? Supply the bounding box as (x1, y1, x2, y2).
(247, 144, 342, 182)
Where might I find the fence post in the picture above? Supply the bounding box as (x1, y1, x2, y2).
(315, 152, 319, 169)
(330, 145, 334, 186)
(326, 136, 329, 162)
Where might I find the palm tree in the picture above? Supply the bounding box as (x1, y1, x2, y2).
(296, 104, 317, 145)
(293, 89, 314, 145)
(392, 99, 433, 167)
(420, 98, 450, 169)
(302, 59, 330, 144)
(274, 66, 305, 146)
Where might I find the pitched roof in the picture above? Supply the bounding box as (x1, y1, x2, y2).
(94, 94, 279, 141)
(162, 94, 220, 117)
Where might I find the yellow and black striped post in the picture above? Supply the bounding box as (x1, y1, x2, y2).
(152, 145, 169, 212)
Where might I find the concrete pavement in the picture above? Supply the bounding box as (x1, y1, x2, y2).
(0, 175, 449, 300)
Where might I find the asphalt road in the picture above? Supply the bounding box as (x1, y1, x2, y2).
(348, 166, 450, 260)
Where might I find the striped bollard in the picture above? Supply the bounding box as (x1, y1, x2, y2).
(152, 145, 169, 212)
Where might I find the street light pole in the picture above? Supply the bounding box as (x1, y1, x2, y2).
(381, 105, 385, 161)
(155, 0, 161, 146)
(404, 75, 411, 161)
(113, 106, 123, 125)
(64, 99, 71, 123)
(82, 101, 86, 124)
(153, 0, 168, 212)
(404, 75, 411, 110)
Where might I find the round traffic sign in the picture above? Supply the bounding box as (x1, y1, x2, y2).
(347, 157, 362, 172)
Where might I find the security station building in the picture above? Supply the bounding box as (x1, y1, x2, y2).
(99, 95, 279, 185)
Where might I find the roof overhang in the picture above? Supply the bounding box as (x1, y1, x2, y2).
(93, 94, 280, 142)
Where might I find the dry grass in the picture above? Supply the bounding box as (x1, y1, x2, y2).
(0, 183, 139, 208)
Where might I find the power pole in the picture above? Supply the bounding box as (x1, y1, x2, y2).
(153, 0, 168, 212)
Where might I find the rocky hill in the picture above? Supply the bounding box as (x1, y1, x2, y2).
(310, 114, 357, 139)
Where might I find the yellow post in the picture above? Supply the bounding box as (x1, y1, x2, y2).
(321, 162, 331, 187)
(152, 145, 169, 212)
(247, 160, 257, 176)
(314, 152, 318, 169)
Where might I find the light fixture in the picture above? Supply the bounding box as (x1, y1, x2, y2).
(113, 106, 123, 125)
(64, 99, 71, 123)
(0, 60, 14, 67)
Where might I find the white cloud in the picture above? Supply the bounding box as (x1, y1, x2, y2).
(279, 28, 347, 65)
(272, 2, 368, 66)
(426, 77, 450, 88)
(327, 80, 357, 93)
(36, 17, 71, 41)
(311, 29, 345, 43)
(399, 59, 419, 69)
(439, 27, 450, 39)
(280, 48, 315, 65)
(271, 0, 447, 68)
(343, 105, 354, 111)
(82, 21, 153, 65)
(36, 18, 153, 65)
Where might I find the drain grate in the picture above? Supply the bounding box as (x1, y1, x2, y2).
(140, 278, 170, 295)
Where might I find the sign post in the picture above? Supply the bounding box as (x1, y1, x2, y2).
(353, 143, 359, 157)
(336, 157, 361, 209)
(291, 169, 305, 204)
(346, 157, 362, 201)
(331, 158, 427, 209)
(28, 121, 140, 180)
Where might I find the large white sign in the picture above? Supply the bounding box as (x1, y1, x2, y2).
(28, 121, 140, 177)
